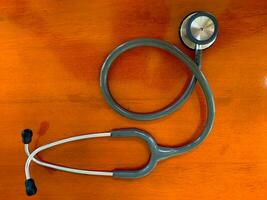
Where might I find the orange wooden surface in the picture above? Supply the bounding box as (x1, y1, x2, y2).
(0, 0, 267, 199)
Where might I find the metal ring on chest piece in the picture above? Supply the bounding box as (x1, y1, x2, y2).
(180, 11, 218, 50)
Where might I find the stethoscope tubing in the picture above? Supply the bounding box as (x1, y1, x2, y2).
(24, 39, 215, 180)
(100, 38, 202, 121)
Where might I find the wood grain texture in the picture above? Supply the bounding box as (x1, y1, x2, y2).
(0, 0, 266, 199)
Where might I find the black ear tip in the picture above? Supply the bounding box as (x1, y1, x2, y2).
(25, 178, 37, 196)
(21, 129, 33, 144)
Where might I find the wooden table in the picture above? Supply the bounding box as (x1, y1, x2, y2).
(0, 0, 266, 199)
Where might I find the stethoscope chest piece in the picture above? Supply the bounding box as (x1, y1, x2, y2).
(180, 11, 218, 50)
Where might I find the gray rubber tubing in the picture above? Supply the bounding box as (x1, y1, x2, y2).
(107, 40, 215, 179)
(100, 38, 202, 121)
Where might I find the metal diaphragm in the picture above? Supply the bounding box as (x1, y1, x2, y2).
(180, 11, 218, 50)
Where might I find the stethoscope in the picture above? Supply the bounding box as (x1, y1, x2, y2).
(22, 11, 218, 196)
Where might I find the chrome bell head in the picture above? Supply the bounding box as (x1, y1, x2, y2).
(180, 11, 218, 50)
